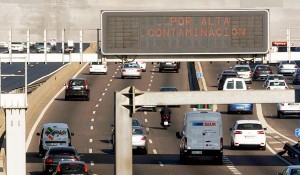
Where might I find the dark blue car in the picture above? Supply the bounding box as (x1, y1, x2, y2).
(228, 103, 253, 114)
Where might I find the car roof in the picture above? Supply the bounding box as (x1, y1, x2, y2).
(255, 64, 269, 67)
(267, 74, 284, 77)
(70, 78, 86, 80)
(236, 120, 261, 124)
(43, 123, 68, 128)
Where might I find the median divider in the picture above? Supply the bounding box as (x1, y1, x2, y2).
(0, 42, 97, 175)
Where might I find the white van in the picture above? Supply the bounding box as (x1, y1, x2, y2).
(176, 111, 223, 164)
(36, 123, 74, 156)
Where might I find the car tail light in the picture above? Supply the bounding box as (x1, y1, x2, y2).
(84, 80, 88, 90)
(234, 131, 242, 134)
(257, 131, 265, 134)
(84, 165, 88, 172)
(249, 71, 252, 76)
(255, 70, 260, 73)
(122, 69, 126, 72)
(295, 65, 299, 68)
(73, 157, 79, 161)
(45, 157, 53, 164)
(141, 136, 146, 141)
(184, 137, 187, 148)
(220, 137, 223, 149)
(56, 165, 61, 172)
(66, 80, 70, 89)
(136, 69, 141, 72)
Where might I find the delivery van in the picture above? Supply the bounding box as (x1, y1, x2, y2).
(176, 110, 223, 164)
(36, 123, 74, 156)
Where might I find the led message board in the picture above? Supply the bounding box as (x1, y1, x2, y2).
(101, 10, 269, 55)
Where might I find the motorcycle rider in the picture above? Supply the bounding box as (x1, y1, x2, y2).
(160, 106, 172, 124)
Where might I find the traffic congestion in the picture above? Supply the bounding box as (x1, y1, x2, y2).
(22, 59, 300, 175)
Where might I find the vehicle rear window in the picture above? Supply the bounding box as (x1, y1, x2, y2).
(124, 64, 139, 68)
(237, 124, 262, 130)
(236, 81, 244, 89)
(132, 120, 140, 126)
(49, 149, 76, 156)
(69, 80, 84, 86)
(59, 163, 85, 173)
(257, 66, 270, 71)
(91, 62, 101, 65)
(234, 67, 250, 72)
(132, 128, 143, 135)
(268, 76, 284, 80)
(226, 81, 234, 89)
(270, 82, 285, 86)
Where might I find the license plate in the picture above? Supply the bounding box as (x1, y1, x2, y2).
(192, 151, 202, 154)
(245, 136, 255, 139)
(164, 121, 169, 125)
(72, 86, 81, 90)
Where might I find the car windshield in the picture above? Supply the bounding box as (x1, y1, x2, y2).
(281, 61, 296, 64)
(237, 124, 263, 130)
(160, 87, 177, 91)
(234, 67, 250, 72)
(59, 163, 86, 173)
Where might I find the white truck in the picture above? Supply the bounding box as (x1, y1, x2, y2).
(64, 40, 74, 53)
(176, 110, 223, 164)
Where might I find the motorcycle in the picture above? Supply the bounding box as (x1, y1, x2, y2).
(160, 115, 171, 128)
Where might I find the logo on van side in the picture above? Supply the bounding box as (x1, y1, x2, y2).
(204, 122, 216, 126)
(45, 127, 67, 141)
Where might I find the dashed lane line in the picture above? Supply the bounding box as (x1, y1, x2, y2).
(149, 139, 153, 144)
(90, 126, 93, 130)
(89, 139, 93, 143)
(93, 111, 96, 114)
(89, 149, 93, 153)
(145, 119, 148, 123)
(91, 118, 94, 122)
(99, 99, 102, 102)
(153, 149, 157, 154)
(95, 104, 99, 108)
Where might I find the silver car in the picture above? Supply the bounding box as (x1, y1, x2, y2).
(277, 60, 299, 75)
(132, 126, 148, 154)
(278, 165, 300, 175)
(121, 62, 142, 79)
(233, 64, 252, 84)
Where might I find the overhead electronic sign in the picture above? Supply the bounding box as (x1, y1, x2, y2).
(101, 10, 269, 55)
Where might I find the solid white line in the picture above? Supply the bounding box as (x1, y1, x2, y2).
(269, 141, 281, 144)
(149, 139, 153, 144)
(145, 119, 148, 123)
(93, 111, 96, 114)
(26, 62, 88, 151)
(95, 104, 99, 107)
(153, 149, 157, 154)
(274, 147, 284, 151)
(89, 139, 93, 143)
(89, 149, 93, 153)
(99, 99, 102, 102)
(90, 126, 93, 130)
(107, 84, 110, 86)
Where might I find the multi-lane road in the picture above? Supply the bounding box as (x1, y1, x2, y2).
(24, 61, 300, 175)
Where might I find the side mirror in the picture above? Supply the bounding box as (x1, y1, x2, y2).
(176, 132, 182, 139)
(36, 133, 41, 136)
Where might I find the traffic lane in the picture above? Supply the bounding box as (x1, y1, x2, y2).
(201, 61, 286, 175)
(1, 62, 65, 92)
(26, 63, 119, 174)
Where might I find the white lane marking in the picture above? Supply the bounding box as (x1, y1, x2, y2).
(144, 111, 147, 115)
(102, 93, 105, 96)
(145, 119, 148, 123)
(268, 141, 281, 144)
(152, 72, 154, 75)
(93, 111, 96, 114)
(107, 84, 110, 86)
(147, 89, 150, 91)
(146, 127, 149, 131)
(99, 99, 102, 102)
(89, 139, 93, 143)
(110, 79, 113, 82)
(148, 84, 151, 87)
(105, 88, 108, 91)
(95, 104, 99, 108)
(150, 79, 153, 82)
(274, 147, 284, 151)
(89, 149, 93, 153)
(112, 75, 115, 78)
(115, 71, 117, 74)
(153, 149, 157, 154)
(149, 139, 153, 144)
(26, 62, 88, 151)
(158, 161, 164, 166)
(90, 161, 94, 166)
(91, 118, 94, 122)
(151, 75, 154, 78)
(18, 70, 21, 72)
(90, 126, 93, 130)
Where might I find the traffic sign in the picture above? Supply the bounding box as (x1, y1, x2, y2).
(295, 128, 300, 137)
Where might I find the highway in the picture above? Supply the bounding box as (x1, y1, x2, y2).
(24, 61, 296, 175)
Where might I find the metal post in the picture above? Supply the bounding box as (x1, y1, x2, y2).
(8, 29, 12, 64)
(97, 28, 100, 61)
(27, 29, 30, 64)
(44, 29, 47, 64)
(62, 29, 65, 64)
(80, 29, 83, 64)
(287, 27, 291, 62)
(115, 87, 133, 175)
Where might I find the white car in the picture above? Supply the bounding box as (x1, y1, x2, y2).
(277, 60, 299, 75)
(277, 103, 300, 118)
(89, 62, 108, 75)
(120, 62, 142, 79)
(265, 80, 288, 90)
(263, 74, 285, 88)
(136, 62, 146, 72)
(233, 64, 252, 84)
(230, 120, 266, 150)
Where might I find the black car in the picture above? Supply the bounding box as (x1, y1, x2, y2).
(43, 146, 82, 174)
(252, 64, 273, 81)
(65, 78, 90, 101)
(293, 73, 300, 85)
(159, 62, 180, 73)
(217, 70, 238, 90)
(52, 161, 91, 175)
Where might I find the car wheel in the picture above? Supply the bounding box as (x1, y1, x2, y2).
(121, 76, 124, 79)
(231, 141, 236, 150)
(215, 156, 223, 165)
(261, 145, 266, 150)
(143, 149, 148, 155)
(277, 111, 284, 119)
(65, 96, 69, 101)
(180, 154, 187, 164)
(159, 68, 162, 72)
